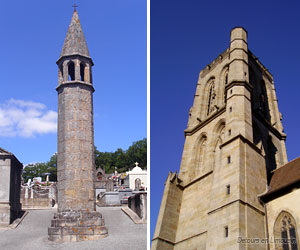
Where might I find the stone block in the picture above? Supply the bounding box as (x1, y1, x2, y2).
(48, 227, 62, 235)
(65, 218, 78, 227)
(62, 226, 78, 235)
(104, 192, 120, 205)
(49, 209, 108, 242)
(94, 225, 108, 235)
(77, 226, 94, 235)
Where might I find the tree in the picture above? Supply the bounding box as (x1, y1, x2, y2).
(126, 138, 147, 169)
(113, 148, 129, 173)
(94, 138, 147, 173)
(47, 153, 57, 181)
(22, 153, 57, 182)
(22, 163, 48, 182)
(22, 138, 147, 181)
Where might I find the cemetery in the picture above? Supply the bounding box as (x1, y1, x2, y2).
(0, 149, 147, 249)
(0, 7, 146, 250)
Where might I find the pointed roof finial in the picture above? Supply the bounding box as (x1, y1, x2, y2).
(72, 3, 78, 11)
(59, 8, 91, 60)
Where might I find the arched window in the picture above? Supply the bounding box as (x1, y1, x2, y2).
(274, 211, 299, 250)
(80, 62, 85, 81)
(68, 61, 75, 81)
(252, 77, 271, 121)
(224, 70, 228, 85)
(253, 122, 264, 153)
(196, 138, 207, 177)
(207, 82, 216, 116)
(258, 80, 270, 121)
(97, 172, 103, 181)
(224, 69, 229, 103)
(212, 121, 225, 171)
(249, 67, 255, 86)
(135, 178, 141, 190)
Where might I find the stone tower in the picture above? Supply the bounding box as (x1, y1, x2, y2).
(48, 9, 108, 242)
(152, 27, 288, 250)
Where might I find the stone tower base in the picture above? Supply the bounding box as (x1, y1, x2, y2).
(48, 210, 108, 242)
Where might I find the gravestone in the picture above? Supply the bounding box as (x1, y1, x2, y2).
(106, 179, 114, 192)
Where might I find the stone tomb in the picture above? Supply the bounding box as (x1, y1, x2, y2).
(0, 147, 22, 227)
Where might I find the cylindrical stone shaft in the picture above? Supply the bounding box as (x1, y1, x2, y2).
(57, 83, 95, 212)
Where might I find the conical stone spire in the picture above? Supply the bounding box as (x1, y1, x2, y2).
(60, 10, 90, 59)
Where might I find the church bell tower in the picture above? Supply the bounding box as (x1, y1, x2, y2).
(152, 27, 288, 250)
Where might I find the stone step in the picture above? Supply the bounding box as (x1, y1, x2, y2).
(48, 225, 108, 242)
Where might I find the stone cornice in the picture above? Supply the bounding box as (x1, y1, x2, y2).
(181, 170, 213, 189)
(208, 199, 265, 216)
(248, 50, 273, 83)
(0, 155, 23, 168)
(260, 181, 300, 203)
(151, 236, 175, 245)
(220, 133, 263, 156)
(229, 47, 248, 56)
(199, 49, 229, 78)
(253, 112, 286, 141)
(174, 230, 207, 245)
(56, 81, 95, 92)
(56, 54, 94, 66)
(184, 106, 226, 136)
(198, 48, 273, 84)
(225, 80, 253, 93)
(152, 229, 208, 246)
(230, 38, 248, 45)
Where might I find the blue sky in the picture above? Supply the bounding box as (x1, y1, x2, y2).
(0, 0, 147, 165)
(150, 0, 300, 240)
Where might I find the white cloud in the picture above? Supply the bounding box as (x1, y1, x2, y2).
(0, 99, 57, 138)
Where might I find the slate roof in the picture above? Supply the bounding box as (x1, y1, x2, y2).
(59, 10, 90, 59)
(261, 156, 300, 201)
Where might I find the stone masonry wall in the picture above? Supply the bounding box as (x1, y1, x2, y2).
(152, 173, 183, 249)
(266, 189, 300, 250)
(152, 27, 287, 250)
(57, 83, 95, 212)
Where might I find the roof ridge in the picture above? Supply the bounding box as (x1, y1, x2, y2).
(273, 156, 300, 172)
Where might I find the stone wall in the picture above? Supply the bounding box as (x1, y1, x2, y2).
(152, 173, 183, 249)
(266, 189, 300, 250)
(57, 83, 95, 212)
(152, 27, 287, 250)
(20, 185, 56, 209)
(128, 192, 147, 221)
